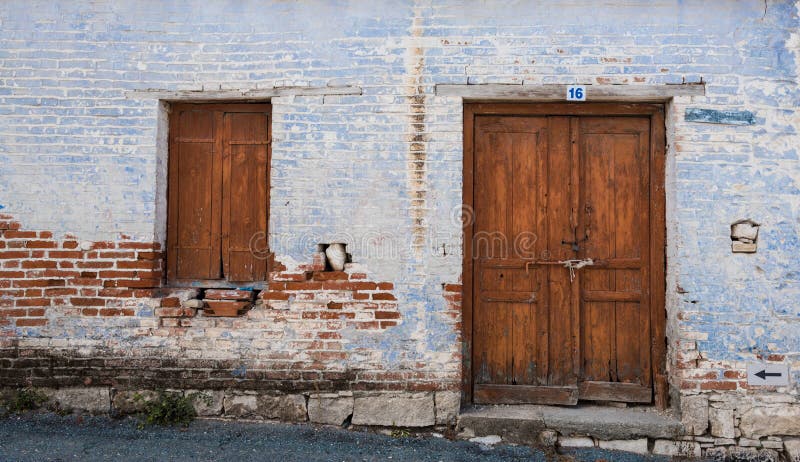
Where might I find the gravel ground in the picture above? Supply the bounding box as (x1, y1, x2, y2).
(0, 413, 675, 462)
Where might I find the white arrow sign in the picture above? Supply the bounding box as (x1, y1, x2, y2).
(746, 363, 790, 386)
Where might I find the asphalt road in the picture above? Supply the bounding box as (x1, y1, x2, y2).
(0, 413, 673, 462)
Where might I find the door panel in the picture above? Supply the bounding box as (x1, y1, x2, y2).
(469, 108, 658, 405)
(578, 117, 652, 399)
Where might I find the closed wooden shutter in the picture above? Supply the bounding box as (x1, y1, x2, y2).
(167, 107, 222, 281)
(167, 103, 271, 285)
(222, 111, 270, 282)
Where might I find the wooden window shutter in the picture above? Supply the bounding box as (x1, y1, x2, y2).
(167, 103, 271, 285)
(167, 106, 223, 281)
(221, 111, 270, 282)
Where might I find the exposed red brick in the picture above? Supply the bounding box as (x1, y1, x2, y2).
(700, 381, 738, 391)
(313, 271, 348, 281)
(97, 288, 134, 297)
(0, 251, 30, 259)
(16, 298, 50, 307)
(81, 308, 98, 316)
(98, 251, 136, 259)
(0, 309, 27, 317)
(89, 241, 115, 250)
(349, 272, 367, 280)
(372, 292, 396, 301)
(136, 251, 162, 260)
(117, 260, 158, 270)
(155, 307, 195, 318)
(3, 230, 37, 239)
(70, 297, 106, 307)
(376, 282, 393, 290)
(44, 288, 78, 296)
(118, 242, 159, 250)
(47, 251, 82, 259)
(98, 270, 137, 279)
(353, 292, 369, 300)
(13, 279, 64, 288)
(76, 261, 114, 269)
(374, 311, 400, 319)
(24, 289, 43, 297)
(26, 308, 46, 317)
(443, 284, 462, 292)
(69, 278, 103, 287)
(21, 260, 57, 269)
(284, 281, 322, 291)
(99, 308, 135, 316)
(723, 370, 745, 379)
(61, 241, 80, 249)
(326, 301, 343, 310)
(15, 318, 47, 326)
(261, 291, 290, 300)
(25, 240, 57, 249)
(0, 271, 25, 278)
(160, 297, 181, 307)
(379, 321, 398, 328)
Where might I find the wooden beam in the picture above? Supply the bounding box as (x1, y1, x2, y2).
(436, 84, 704, 102)
(127, 86, 362, 101)
(474, 384, 579, 405)
(578, 381, 653, 403)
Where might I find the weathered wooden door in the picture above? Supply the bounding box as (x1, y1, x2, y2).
(465, 104, 666, 406)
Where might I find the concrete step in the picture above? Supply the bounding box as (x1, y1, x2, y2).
(457, 404, 683, 445)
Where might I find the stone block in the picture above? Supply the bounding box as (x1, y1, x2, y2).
(738, 438, 761, 447)
(761, 440, 783, 450)
(597, 438, 649, 454)
(785, 439, 800, 462)
(709, 407, 735, 438)
(728, 447, 779, 462)
(704, 446, 728, 462)
(558, 436, 595, 448)
(188, 390, 224, 417)
(46, 387, 110, 414)
(112, 390, 157, 414)
(434, 390, 460, 425)
(652, 439, 701, 458)
(537, 430, 558, 447)
(223, 393, 258, 418)
(681, 394, 709, 435)
(308, 393, 353, 426)
(740, 406, 800, 438)
(352, 392, 434, 427)
(257, 394, 307, 422)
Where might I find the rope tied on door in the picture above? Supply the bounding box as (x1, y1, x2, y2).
(561, 258, 594, 282)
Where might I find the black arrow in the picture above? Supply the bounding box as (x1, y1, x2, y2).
(755, 370, 781, 380)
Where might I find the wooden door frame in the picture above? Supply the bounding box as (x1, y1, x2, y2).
(462, 102, 667, 408)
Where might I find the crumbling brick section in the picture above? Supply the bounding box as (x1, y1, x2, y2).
(0, 214, 162, 329)
(260, 265, 400, 331)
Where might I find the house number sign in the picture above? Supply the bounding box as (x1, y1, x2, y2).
(566, 85, 586, 101)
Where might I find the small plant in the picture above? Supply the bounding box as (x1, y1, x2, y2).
(136, 391, 210, 429)
(390, 428, 411, 438)
(5, 388, 48, 414)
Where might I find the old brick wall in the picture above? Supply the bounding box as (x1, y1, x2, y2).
(1, 0, 799, 446)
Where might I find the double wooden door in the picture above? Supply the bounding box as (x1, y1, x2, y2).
(464, 104, 666, 406)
